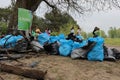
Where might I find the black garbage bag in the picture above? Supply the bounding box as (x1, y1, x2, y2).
(43, 41, 60, 55)
(71, 48, 87, 59)
(30, 40, 44, 53)
(14, 38, 28, 52)
(112, 48, 120, 59)
(104, 46, 116, 61)
(66, 33, 82, 42)
(66, 33, 76, 41)
(71, 41, 96, 59)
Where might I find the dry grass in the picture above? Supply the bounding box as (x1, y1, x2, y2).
(105, 38, 120, 46)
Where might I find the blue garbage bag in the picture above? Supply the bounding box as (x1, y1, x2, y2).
(49, 36, 59, 43)
(76, 35, 84, 40)
(58, 33, 65, 40)
(59, 39, 73, 46)
(72, 40, 88, 50)
(87, 37, 104, 61)
(16, 35, 23, 41)
(59, 44, 72, 56)
(0, 35, 12, 47)
(38, 33, 50, 45)
(0, 35, 23, 48)
(59, 39, 73, 56)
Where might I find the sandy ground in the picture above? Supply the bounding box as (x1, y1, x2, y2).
(0, 46, 120, 80)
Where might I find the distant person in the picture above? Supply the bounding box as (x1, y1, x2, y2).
(93, 27, 100, 37)
(70, 27, 75, 34)
(45, 28, 51, 36)
(67, 27, 76, 41)
(76, 27, 81, 36)
(35, 28, 41, 36)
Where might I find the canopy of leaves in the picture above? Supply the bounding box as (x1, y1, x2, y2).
(0, 7, 11, 34)
(33, 9, 77, 33)
(8, 0, 120, 32)
(0, 8, 11, 22)
(0, 22, 7, 35)
(45, 9, 77, 31)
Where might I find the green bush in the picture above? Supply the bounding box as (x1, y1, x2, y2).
(0, 22, 7, 35)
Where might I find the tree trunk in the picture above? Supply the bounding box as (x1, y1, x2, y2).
(8, 0, 42, 33)
(0, 63, 47, 80)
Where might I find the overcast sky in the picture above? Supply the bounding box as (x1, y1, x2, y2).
(0, 0, 120, 34)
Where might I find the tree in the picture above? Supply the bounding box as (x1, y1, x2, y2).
(81, 31, 87, 39)
(116, 28, 120, 38)
(0, 8, 11, 22)
(44, 9, 77, 31)
(0, 8, 11, 35)
(8, 0, 42, 33)
(108, 27, 120, 38)
(32, 9, 77, 33)
(8, 0, 120, 33)
(100, 30, 107, 38)
(0, 22, 7, 35)
(108, 27, 116, 38)
(59, 19, 78, 35)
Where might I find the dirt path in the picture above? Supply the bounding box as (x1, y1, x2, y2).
(0, 46, 120, 80)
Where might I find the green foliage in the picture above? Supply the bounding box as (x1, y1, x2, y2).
(108, 27, 120, 38)
(0, 22, 7, 35)
(0, 7, 11, 22)
(87, 32, 93, 38)
(51, 32, 60, 36)
(44, 9, 77, 32)
(81, 31, 87, 39)
(100, 30, 107, 38)
(32, 15, 48, 31)
(59, 20, 78, 35)
(0, 7, 11, 35)
(33, 9, 78, 34)
(116, 28, 120, 38)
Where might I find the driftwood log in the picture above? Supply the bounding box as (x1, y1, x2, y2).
(0, 63, 47, 80)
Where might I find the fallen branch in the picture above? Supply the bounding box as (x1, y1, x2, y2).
(0, 63, 47, 80)
(0, 53, 23, 61)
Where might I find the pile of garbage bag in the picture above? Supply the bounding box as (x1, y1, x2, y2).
(0, 32, 120, 62)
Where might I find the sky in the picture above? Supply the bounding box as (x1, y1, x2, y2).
(0, 0, 120, 34)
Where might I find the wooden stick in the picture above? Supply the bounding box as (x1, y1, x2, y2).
(0, 63, 47, 80)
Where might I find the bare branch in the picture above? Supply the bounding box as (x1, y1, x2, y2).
(43, 0, 56, 9)
(42, 0, 120, 15)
